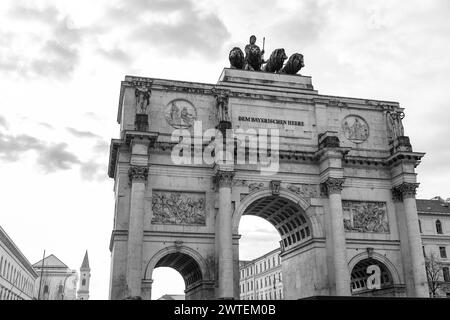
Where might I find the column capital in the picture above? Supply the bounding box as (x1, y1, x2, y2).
(392, 182, 419, 201)
(128, 166, 148, 182)
(214, 170, 234, 188)
(320, 177, 345, 196)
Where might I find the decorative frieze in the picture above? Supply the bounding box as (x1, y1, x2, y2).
(286, 184, 319, 198)
(247, 182, 264, 192)
(128, 166, 148, 182)
(342, 201, 389, 233)
(151, 191, 206, 225)
(392, 182, 419, 201)
(320, 177, 345, 196)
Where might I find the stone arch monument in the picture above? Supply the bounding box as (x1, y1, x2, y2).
(107, 68, 428, 299)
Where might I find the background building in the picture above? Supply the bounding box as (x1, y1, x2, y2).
(418, 196, 450, 297)
(77, 250, 91, 300)
(33, 254, 78, 300)
(239, 248, 283, 300)
(239, 197, 450, 299)
(0, 226, 38, 300)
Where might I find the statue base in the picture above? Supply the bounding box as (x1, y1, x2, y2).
(218, 68, 316, 92)
(216, 121, 232, 135)
(390, 136, 412, 154)
(135, 114, 149, 131)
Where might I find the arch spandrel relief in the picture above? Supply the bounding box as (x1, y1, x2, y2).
(342, 200, 389, 233)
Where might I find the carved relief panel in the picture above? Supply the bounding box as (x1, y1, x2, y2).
(342, 200, 389, 233)
(151, 190, 206, 225)
(342, 115, 369, 143)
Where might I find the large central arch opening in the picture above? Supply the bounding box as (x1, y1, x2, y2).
(243, 196, 312, 251)
(151, 252, 203, 300)
(237, 194, 312, 300)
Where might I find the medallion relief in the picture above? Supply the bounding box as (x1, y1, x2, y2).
(151, 190, 206, 225)
(342, 200, 389, 233)
(165, 99, 197, 129)
(342, 115, 369, 143)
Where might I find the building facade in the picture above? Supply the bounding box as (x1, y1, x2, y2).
(239, 248, 283, 300)
(33, 254, 78, 300)
(108, 67, 428, 300)
(0, 226, 38, 300)
(418, 197, 450, 297)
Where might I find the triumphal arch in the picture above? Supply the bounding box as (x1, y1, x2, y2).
(107, 40, 429, 299)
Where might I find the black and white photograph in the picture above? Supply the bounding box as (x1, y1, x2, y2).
(0, 0, 449, 314)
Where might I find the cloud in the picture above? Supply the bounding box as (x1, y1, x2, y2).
(0, 3, 84, 79)
(0, 130, 109, 179)
(80, 161, 108, 182)
(268, 0, 329, 47)
(0, 116, 8, 129)
(0, 132, 44, 161)
(36, 142, 81, 173)
(92, 139, 110, 155)
(66, 127, 101, 139)
(0, 131, 80, 172)
(103, 0, 231, 60)
(97, 47, 132, 65)
(38, 122, 54, 130)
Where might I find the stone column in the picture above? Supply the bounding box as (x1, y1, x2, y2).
(141, 279, 153, 300)
(216, 170, 234, 299)
(322, 177, 351, 296)
(392, 183, 429, 297)
(126, 165, 148, 297)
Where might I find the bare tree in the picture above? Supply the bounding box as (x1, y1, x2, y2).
(425, 252, 445, 297)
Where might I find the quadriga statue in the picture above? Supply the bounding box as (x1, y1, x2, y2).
(229, 47, 245, 69)
(262, 48, 288, 73)
(280, 53, 305, 75)
(244, 45, 264, 71)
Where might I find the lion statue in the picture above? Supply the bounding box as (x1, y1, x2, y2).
(229, 47, 244, 69)
(262, 48, 288, 73)
(244, 45, 264, 71)
(280, 53, 305, 75)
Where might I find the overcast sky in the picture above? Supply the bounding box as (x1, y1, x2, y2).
(0, 0, 449, 300)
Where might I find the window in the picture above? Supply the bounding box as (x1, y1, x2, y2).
(440, 246, 447, 259)
(436, 220, 443, 234)
(443, 267, 450, 282)
(418, 220, 422, 233)
(44, 285, 49, 294)
(82, 279, 86, 286)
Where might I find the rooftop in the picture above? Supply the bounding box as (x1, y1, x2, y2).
(417, 197, 450, 214)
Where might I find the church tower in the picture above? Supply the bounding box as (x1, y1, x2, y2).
(77, 250, 90, 300)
